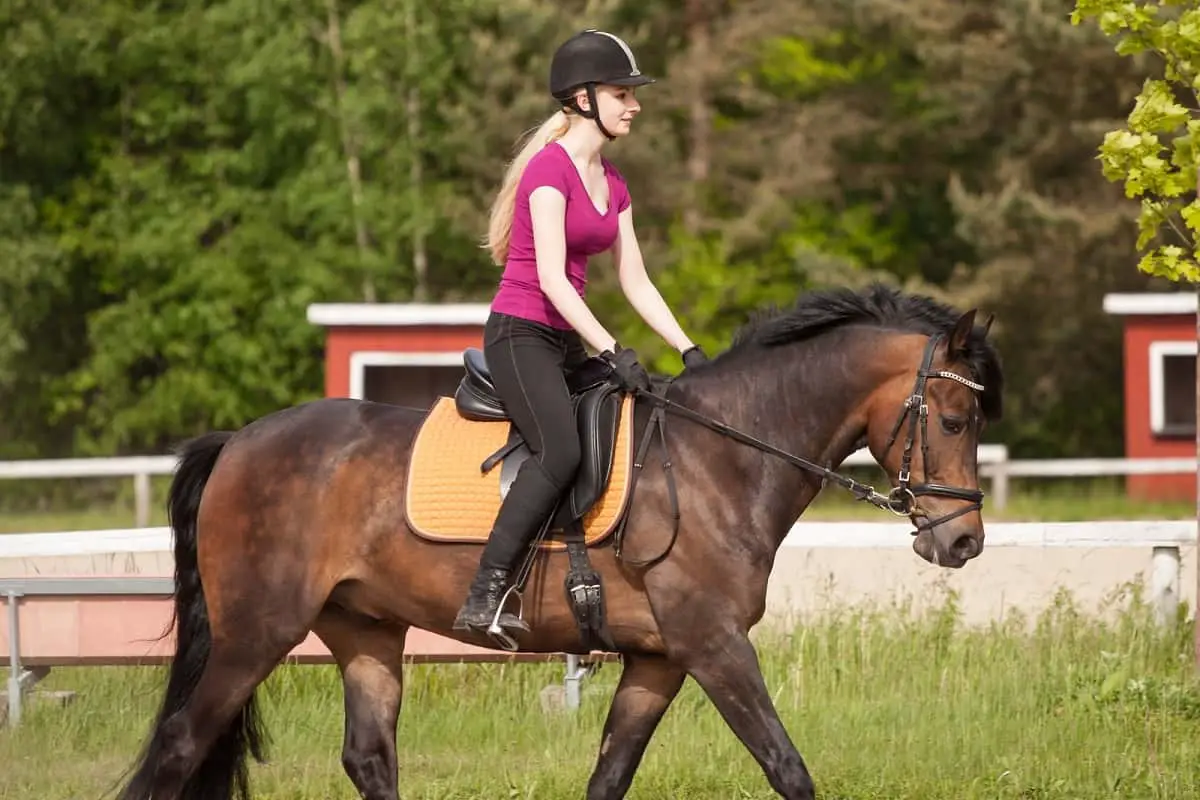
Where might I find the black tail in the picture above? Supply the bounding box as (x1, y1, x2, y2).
(115, 431, 267, 800)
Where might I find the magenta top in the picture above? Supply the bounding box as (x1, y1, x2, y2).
(490, 141, 631, 330)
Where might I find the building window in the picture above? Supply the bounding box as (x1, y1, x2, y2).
(362, 365, 463, 408)
(1149, 341, 1196, 437)
(348, 351, 465, 404)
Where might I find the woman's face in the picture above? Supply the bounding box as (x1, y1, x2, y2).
(575, 84, 642, 136)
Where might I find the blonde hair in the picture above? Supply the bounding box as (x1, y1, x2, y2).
(485, 109, 572, 265)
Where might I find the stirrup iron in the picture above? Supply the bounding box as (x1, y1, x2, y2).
(486, 584, 528, 651)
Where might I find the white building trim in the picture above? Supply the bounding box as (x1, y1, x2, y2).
(307, 303, 492, 327)
(348, 351, 465, 400)
(1147, 339, 1197, 434)
(1102, 292, 1197, 316)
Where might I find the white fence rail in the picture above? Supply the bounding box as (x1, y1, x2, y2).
(0, 456, 175, 528)
(2, 520, 1195, 627)
(0, 447, 1197, 526)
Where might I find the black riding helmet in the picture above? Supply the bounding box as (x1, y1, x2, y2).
(549, 30, 655, 140)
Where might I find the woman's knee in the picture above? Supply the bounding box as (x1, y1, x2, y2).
(540, 436, 582, 487)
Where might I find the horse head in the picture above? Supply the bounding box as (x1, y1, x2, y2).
(862, 308, 1002, 568)
(665, 283, 1004, 570)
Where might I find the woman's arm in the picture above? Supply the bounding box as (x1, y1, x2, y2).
(529, 186, 620, 353)
(612, 206, 696, 354)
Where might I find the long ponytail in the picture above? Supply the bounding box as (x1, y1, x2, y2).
(484, 110, 572, 266)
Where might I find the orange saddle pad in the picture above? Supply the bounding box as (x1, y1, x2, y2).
(404, 395, 635, 550)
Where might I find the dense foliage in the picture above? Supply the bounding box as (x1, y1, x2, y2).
(0, 0, 1184, 459)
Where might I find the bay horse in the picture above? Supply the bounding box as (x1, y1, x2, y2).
(114, 283, 1003, 800)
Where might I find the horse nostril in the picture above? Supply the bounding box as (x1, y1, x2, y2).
(950, 535, 979, 560)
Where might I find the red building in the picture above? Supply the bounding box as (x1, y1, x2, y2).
(305, 303, 490, 406)
(1102, 292, 1197, 501)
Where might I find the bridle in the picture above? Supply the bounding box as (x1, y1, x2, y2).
(620, 332, 987, 559)
(878, 332, 987, 532)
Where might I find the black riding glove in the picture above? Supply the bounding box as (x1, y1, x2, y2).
(681, 345, 708, 369)
(600, 345, 651, 393)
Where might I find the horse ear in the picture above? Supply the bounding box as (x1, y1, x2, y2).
(948, 309, 977, 358)
(981, 312, 995, 337)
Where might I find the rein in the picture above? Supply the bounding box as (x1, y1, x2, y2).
(614, 334, 987, 565)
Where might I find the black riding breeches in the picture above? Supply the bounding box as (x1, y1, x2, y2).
(478, 311, 588, 572)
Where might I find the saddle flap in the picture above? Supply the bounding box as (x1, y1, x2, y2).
(566, 383, 624, 520)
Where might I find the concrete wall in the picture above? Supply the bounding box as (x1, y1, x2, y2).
(763, 543, 1196, 628)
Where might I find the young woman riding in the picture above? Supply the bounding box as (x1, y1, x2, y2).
(452, 29, 708, 635)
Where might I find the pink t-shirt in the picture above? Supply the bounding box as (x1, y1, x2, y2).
(491, 141, 631, 330)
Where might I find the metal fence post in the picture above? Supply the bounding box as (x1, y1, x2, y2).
(564, 654, 582, 711)
(5, 590, 21, 726)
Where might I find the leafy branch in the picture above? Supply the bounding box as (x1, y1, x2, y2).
(1072, 0, 1200, 281)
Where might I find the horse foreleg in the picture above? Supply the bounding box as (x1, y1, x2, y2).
(585, 654, 686, 800)
(682, 631, 815, 800)
(315, 609, 409, 800)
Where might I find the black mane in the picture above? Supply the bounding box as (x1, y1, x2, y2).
(720, 283, 1004, 421)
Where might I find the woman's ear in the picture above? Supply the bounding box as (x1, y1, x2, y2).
(574, 88, 591, 112)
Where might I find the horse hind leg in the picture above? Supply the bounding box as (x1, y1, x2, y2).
(116, 430, 321, 800)
(116, 600, 312, 800)
(314, 606, 409, 800)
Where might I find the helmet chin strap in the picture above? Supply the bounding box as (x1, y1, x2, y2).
(565, 84, 616, 141)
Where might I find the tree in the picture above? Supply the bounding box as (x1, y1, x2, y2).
(832, 0, 1161, 459)
(0, 0, 1172, 467)
(1071, 0, 1200, 669)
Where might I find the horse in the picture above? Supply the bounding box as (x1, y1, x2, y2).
(113, 283, 1003, 800)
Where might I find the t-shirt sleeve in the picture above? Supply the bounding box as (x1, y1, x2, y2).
(519, 147, 571, 200)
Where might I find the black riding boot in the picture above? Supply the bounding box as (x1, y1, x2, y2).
(452, 565, 529, 633)
(456, 458, 564, 635)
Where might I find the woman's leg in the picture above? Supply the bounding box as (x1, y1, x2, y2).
(453, 313, 583, 632)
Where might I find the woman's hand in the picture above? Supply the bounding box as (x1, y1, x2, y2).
(600, 345, 651, 392)
(681, 345, 708, 369)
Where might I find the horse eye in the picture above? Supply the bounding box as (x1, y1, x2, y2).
(940, 415, 966, 435)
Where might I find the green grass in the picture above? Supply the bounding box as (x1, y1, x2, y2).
(2, 588, 1199, 798)
(0, 507, 168, 534)
(0, 475, 172, 533)
(804, 475, 1196, 522)
(1, 476, 1194, 535)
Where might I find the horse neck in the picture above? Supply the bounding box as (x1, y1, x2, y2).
(672, 330, 889, 549)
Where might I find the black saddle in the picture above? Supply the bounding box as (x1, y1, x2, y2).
(453, 347, 624, 529)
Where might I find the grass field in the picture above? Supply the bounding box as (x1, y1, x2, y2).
(2, 475, 1196, 534)
(2, 589, 1199, 799)
(3, 477, 1198, 797)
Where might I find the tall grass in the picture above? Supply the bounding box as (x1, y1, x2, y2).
(3, 586, 1198, 799)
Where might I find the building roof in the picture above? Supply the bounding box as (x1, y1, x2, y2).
(1102, 292, 1197, 316)
(306, 303, 492, 327)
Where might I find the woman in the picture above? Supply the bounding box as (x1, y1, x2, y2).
(453, 29, 708, 636)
